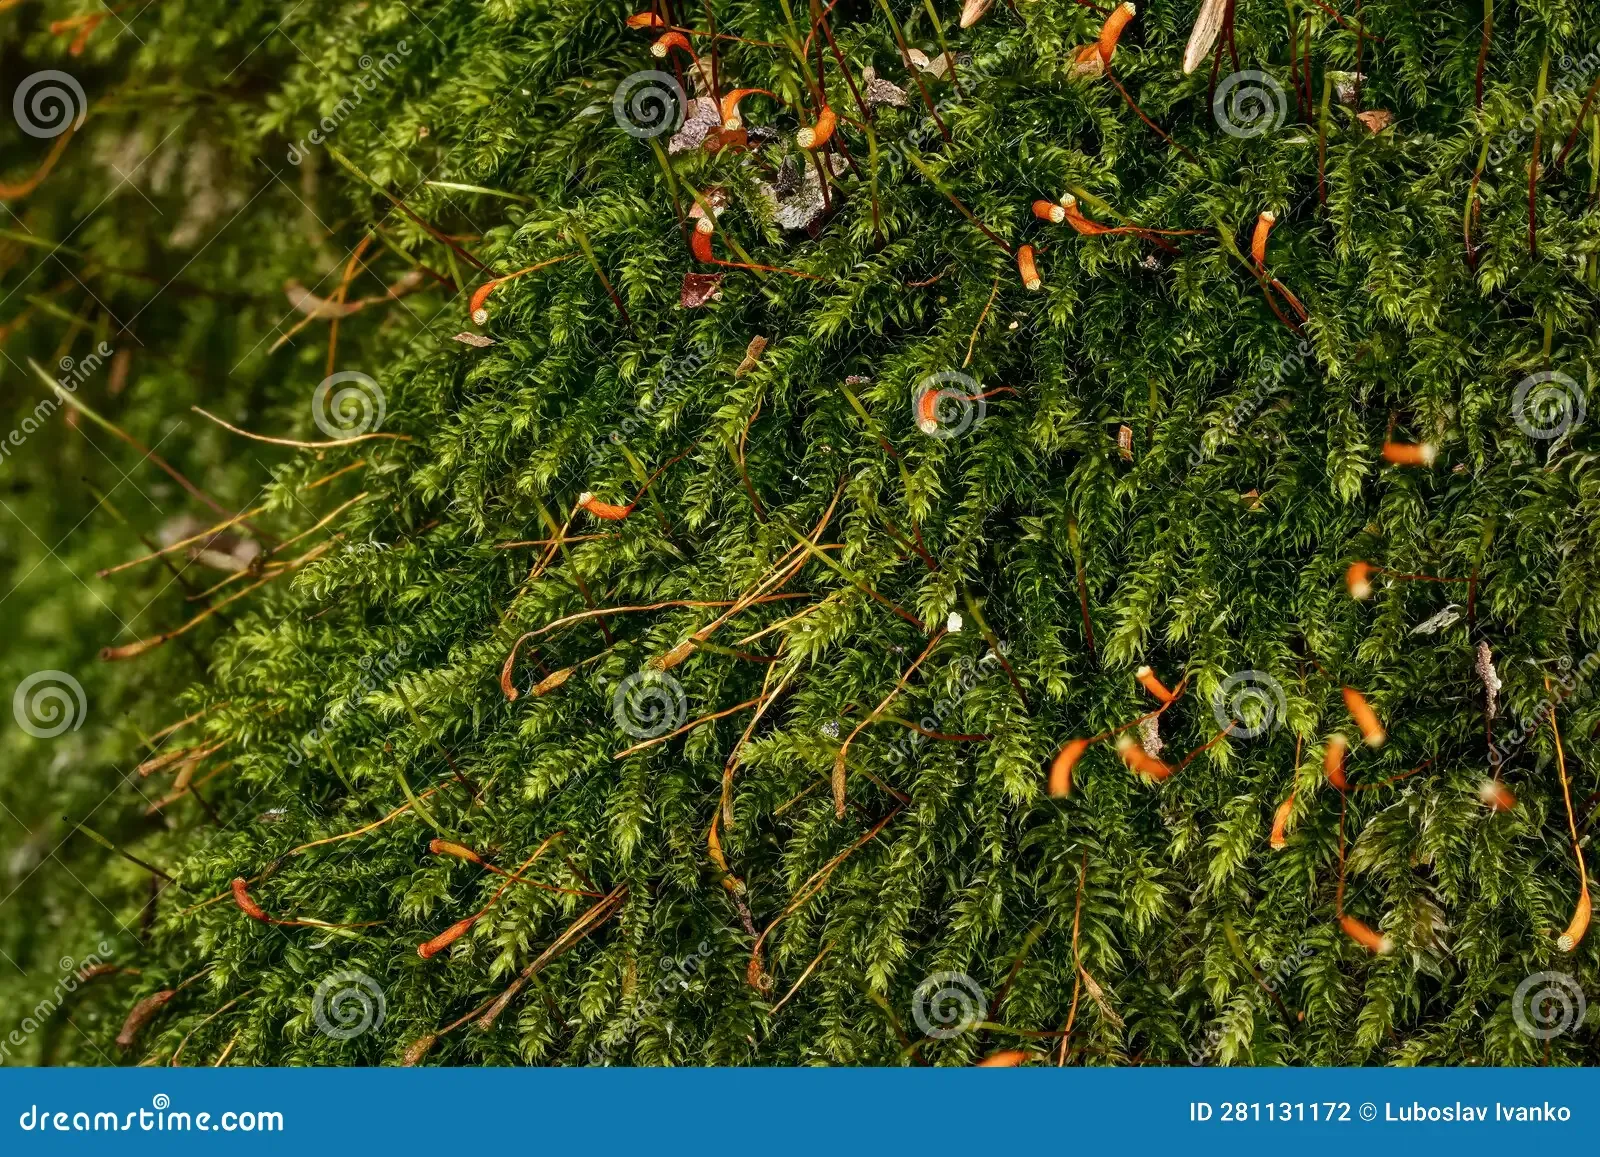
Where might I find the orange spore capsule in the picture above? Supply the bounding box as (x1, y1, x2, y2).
(651, 31, 694, 59)
(1251, 210, 1276, 268)
(1117, 733, 1172, 781)
(418, 916, 477, 960)
(1270, 792, 1294, 850)
(796, 105, 837, 150)
(1477, 779, 1516, 812)
(1098, 2, 1138, 62)
(1340, 913, 1393, 954)
(1558, 881, 1590, 952)
(1017, 245, 1042, 291)
(1342, 687, 1386, 747)
(1135, 665, 1175, 703)
(429, 839, 484, 864)
(719, 88, 772, 131)
(690, 228, 714, 262)
(977, 1049, 1029, 1067)
(1324, 734, 1349, 790)
(1033, 199, 1066, 223)
(577, 492, 635, 521)
(1381, 440, 1437, 467)
(626, 12, 666, 28)
(1345, 561, 1375, 600)
(1049, 738, 1091, 798)
(230, 877, 269, 922)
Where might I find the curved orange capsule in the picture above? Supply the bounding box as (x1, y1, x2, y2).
(1250, 210, 1276, 268)
(429, 839, 484, 864)
(1032, 199, 1066, 223)
(626, 11, 666, 28)
(231, 877, 269, 922)
(1345, 561, 1375, 600)
(1098, 2, 1138, 62)
(1558, 881, 1590, 952)
(578, 492, 635, 521)
(530, 666, 577, 696)
(1324, 734, 1349, 790)
(469, 278, 506, 326)
(1381, 440, 1437, 467)
(651, 31, 695, 59)
(1049, 737, 1091, 798)
(1477, 779, 1516, 812)
(977, 1049, 1029, 1067)
(916, 386, 946, 432)
(1340, 913, 1393, 954)
(1017, 244, 1042, 291)
(1117, 733, 1172, 780)
(1342, 687, 1386, 747)
(1135, 665, 1175, 703)
(690, 228, 714, 262)
(418, 916, 477, 960)
(1270, 791, 1294, 849)
(719, 87, 773, 131)
(796, 105, 837, 149)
